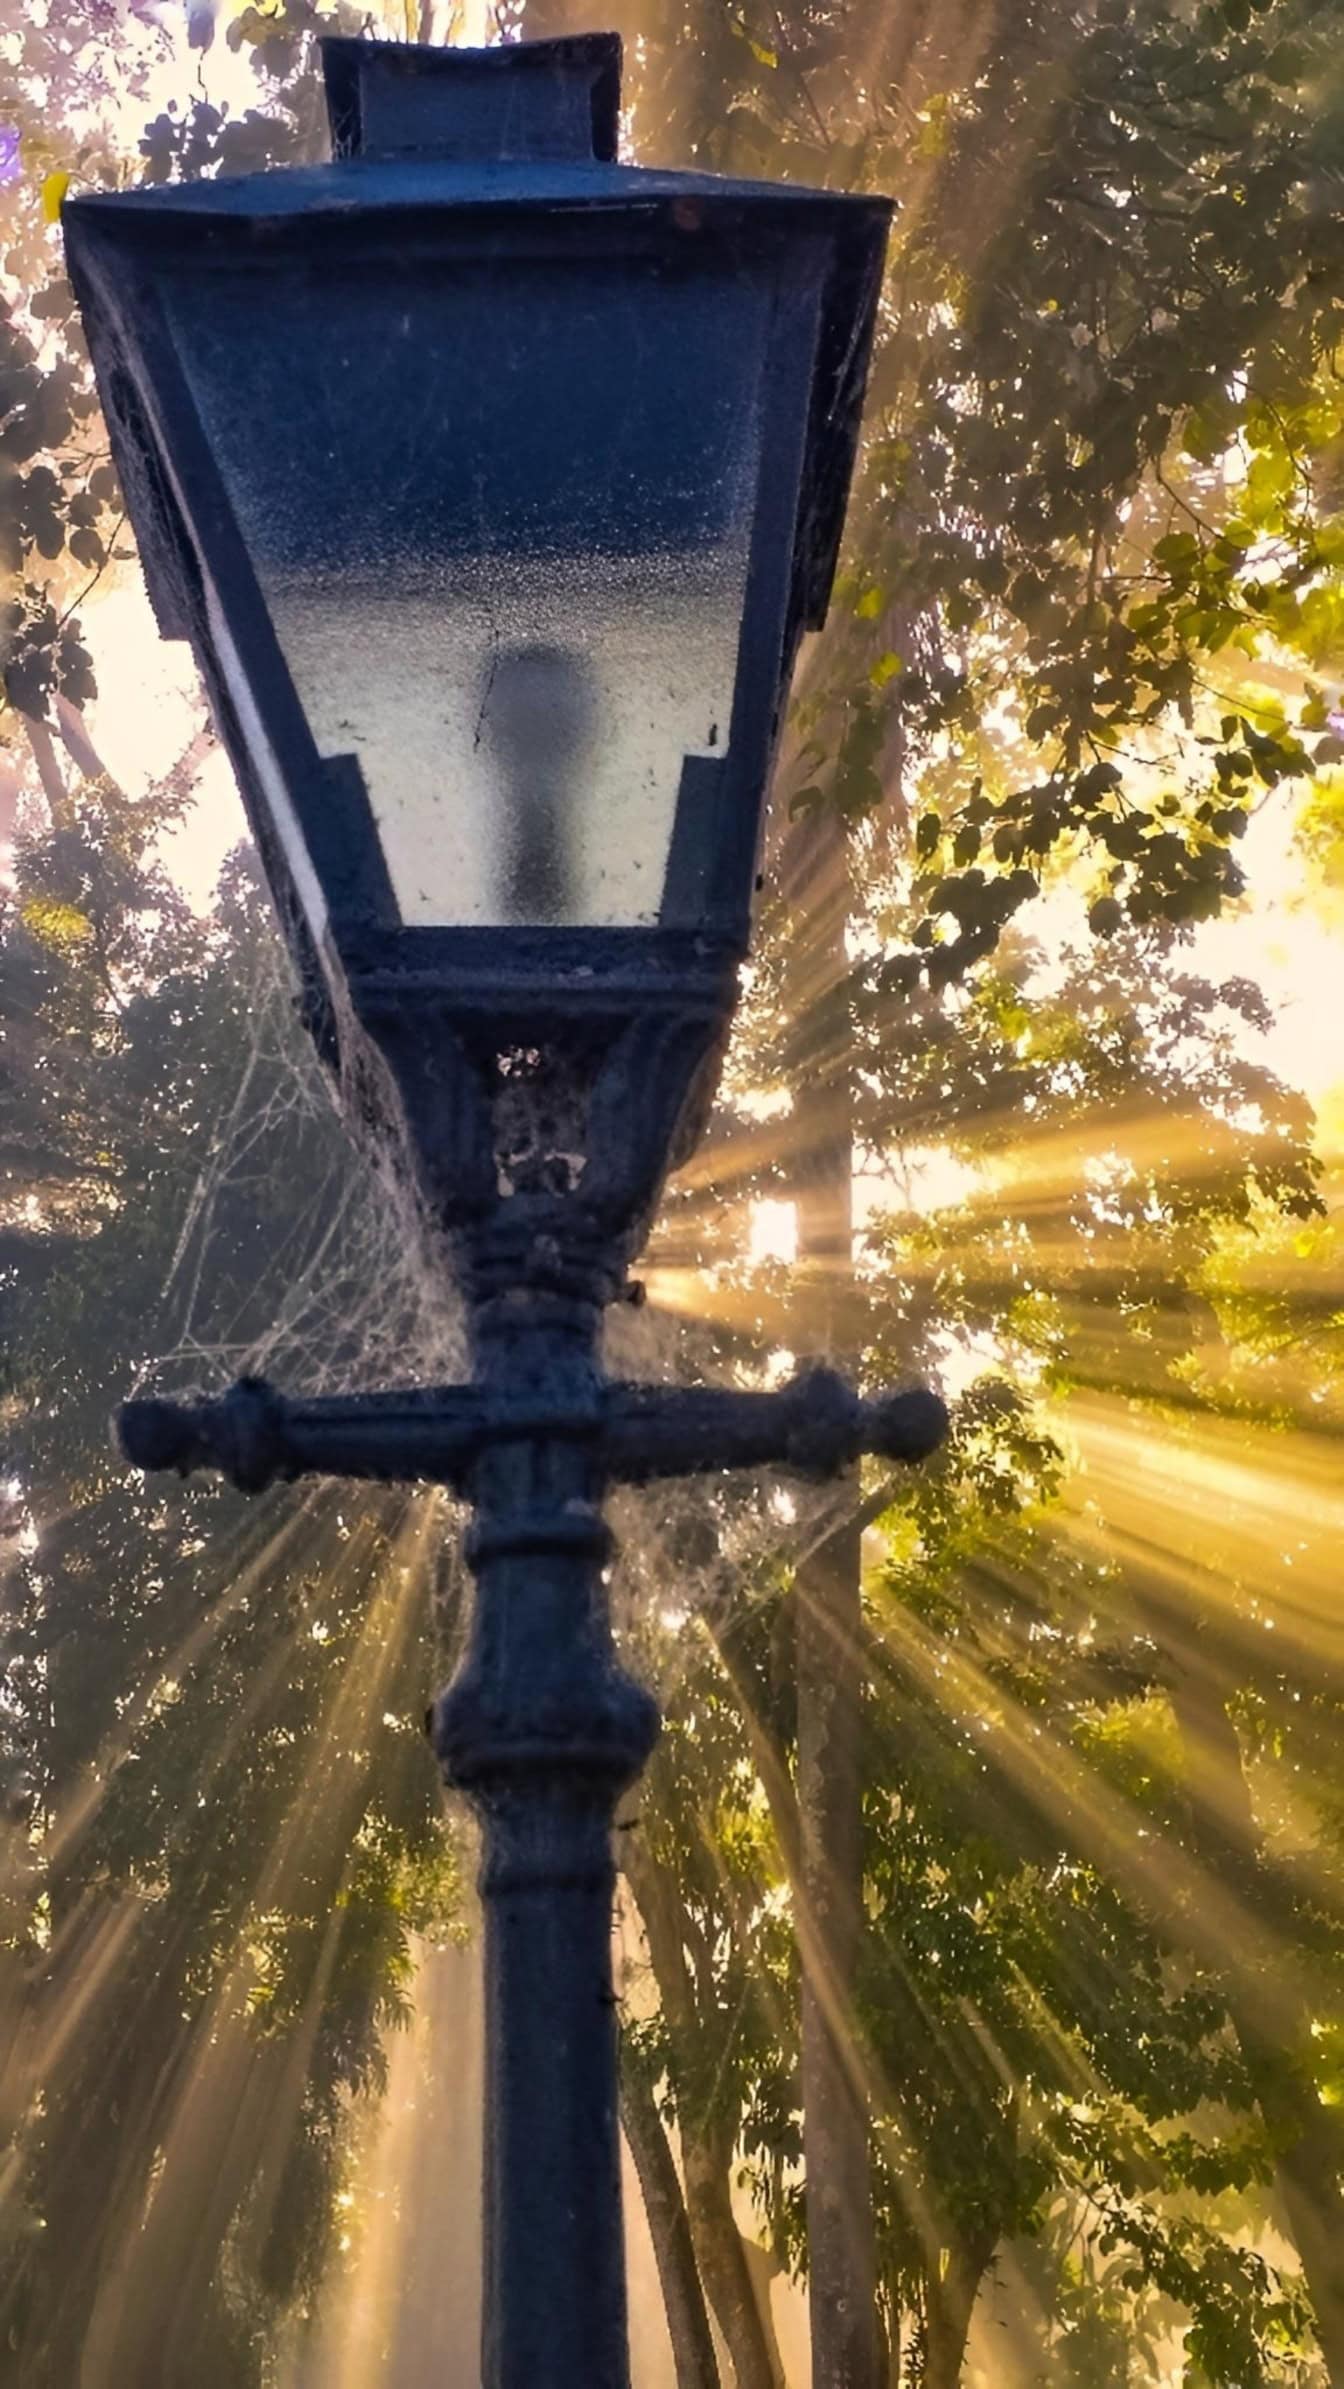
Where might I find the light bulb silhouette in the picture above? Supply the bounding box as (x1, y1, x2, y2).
(482, 642, 596, 924)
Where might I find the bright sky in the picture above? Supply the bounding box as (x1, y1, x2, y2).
(84, 575, 247, 902)
(1191, 806, 1344, 1106)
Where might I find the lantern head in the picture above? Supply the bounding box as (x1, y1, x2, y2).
(64, 35, 890, 1265)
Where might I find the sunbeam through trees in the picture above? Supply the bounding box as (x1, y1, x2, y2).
(3, 0, 1344, 2384)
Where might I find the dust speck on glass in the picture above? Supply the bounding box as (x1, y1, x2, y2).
(161, 254, 769, 930)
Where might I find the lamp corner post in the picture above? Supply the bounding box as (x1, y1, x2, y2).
(67, 30, 946, 2385)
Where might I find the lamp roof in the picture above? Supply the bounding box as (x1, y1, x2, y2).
(63, 34, 890, 649)
(67, 152, 879, 222)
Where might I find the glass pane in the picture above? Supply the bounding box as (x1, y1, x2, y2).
(161, 253, 772, 929)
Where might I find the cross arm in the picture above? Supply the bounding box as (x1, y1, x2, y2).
(118, 1367, 946, 1496)
(602, 1370, 946, 1481)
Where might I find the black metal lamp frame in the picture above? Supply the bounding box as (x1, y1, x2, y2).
(65, 35, 947, 2387)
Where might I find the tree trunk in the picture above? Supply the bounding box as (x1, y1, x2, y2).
(19, 712, 69, 822)
(622, 2057, 722, 2389)
(1162, 1641, 1344, 2386)
(1274, 2113, 1344, 2389)
(53, 695, 110, 783)
(796, 1503, 880, 2389)
(786, 806, 882, 2389)
(921, 2241, 988, 2389)
(623, 1834, 788, 2389)
(682, 2133, 785, 2389)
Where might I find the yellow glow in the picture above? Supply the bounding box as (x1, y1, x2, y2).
(748, 1197, 798, 1266)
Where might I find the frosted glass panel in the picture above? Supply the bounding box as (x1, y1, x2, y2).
(264, 549, 741, 927)
(161, 252, 771, 929)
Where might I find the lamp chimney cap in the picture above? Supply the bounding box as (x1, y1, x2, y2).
(320, 32, 622, 166)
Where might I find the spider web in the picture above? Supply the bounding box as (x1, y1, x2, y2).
(134, 922, 467, 1404)
(122, 853, 866, 1709)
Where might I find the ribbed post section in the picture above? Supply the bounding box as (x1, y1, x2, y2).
(433, 1279, 659, 2389)
(479, 1784, 629, 2385)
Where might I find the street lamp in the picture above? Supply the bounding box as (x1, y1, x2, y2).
(63, 34, 945, 2389)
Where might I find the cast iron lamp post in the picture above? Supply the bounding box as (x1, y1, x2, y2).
(63, 35, 945, 2388)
